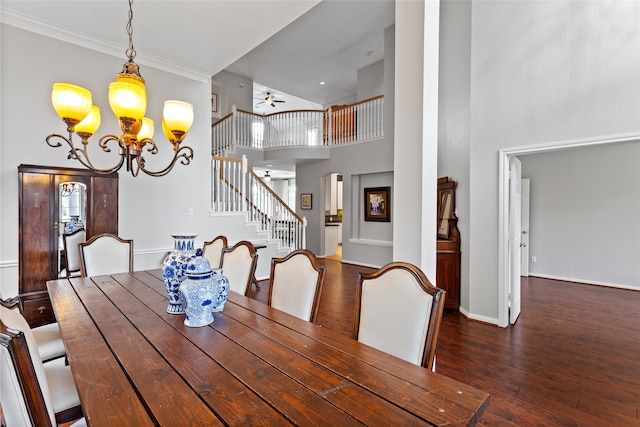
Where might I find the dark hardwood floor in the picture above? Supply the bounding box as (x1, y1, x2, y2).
(251, 259, 640, 426)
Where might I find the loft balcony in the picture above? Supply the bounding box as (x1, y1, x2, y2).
(212, 95, 384, 162)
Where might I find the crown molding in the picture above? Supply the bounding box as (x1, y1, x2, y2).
(1, 7, 211, 83)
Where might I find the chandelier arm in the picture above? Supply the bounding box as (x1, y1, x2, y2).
(98, 134, 125, 153)
(138, 138, 159, 154)
(137, 146, 194, 177)
(46, 132, 125, 175)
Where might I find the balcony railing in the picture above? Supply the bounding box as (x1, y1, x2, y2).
(212, 95, 383, 155)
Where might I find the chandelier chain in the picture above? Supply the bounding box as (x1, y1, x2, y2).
(125, 0, 136, 61)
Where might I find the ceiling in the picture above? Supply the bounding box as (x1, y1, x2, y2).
(1, 0, 395, 179)
(230, 0, 395, 113)
(0, 0, 319, 81)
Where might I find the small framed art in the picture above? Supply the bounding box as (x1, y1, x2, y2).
(364, 187, 390, 222)
(301, 193, 312, 210)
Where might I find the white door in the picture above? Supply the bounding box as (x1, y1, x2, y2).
(509, 157, 522, 324)
(520, 179, 530, 276)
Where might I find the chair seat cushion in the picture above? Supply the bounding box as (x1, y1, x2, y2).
(32, 322, 66, 361)
(44, 357, 81, 413)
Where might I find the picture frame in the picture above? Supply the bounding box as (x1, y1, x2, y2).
(211, 81, 223, 119)
(300, 193, 312, 210)
(364, 187, 390, 222)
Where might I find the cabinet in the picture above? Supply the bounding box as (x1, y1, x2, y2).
(18, 164, 118, 327)
(436, 177, 461, 311)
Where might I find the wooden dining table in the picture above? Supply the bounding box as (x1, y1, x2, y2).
(47, 270, 489, 426)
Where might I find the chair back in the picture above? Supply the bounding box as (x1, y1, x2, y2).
(268, 250, 326, 322)
(352, 262, 445, 370)
(0, 306, 56, 426)
(62, 229, 86, 278)
(79, 233, 133, 277)
(220, 241, 258, 296)
(202, 235, 228, 269)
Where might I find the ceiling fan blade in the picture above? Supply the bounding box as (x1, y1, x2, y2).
(274, 100, 286, 103)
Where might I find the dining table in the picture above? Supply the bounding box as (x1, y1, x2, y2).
(47, 270, 489, 426)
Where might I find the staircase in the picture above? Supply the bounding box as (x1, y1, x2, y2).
(209, 95, 385, 265)
(211, 156, 306, 253)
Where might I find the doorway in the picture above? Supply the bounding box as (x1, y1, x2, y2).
(323, 172, 343, 259)
(498, 133, 639, 327)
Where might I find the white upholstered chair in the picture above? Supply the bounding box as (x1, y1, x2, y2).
(202, 235, 228, 269)
(267, 250, 326, 323)
(62, 228, 86, 278)
(0, 305, 85, 427)
(220, 241, 258, 296)
(79, 233, 133, 277)
(352, 262, 445, 371)
(0, 298, 65, 363)
(31, 323, 66, 363)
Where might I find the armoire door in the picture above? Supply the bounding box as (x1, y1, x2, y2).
(18, 164, 118, 327)
(18, 171, 57, 295)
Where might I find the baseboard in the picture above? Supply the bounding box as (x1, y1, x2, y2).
(458, 306, 500, 326)
(528, 273, 639, 292)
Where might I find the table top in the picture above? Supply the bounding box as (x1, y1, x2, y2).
(47, 270, 489, 426)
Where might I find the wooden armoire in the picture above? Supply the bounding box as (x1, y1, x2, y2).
(17, 164, 118, 327)
(436, 177, 461, 311)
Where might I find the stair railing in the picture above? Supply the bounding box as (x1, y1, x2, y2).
(211, 155, 306, 250)
(212, 95, 384, 155)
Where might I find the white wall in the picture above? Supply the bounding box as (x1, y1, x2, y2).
(357, 60, 384, 102)
(465, 1, 640, 322)
(521, 142, 640, 289)
(437, 0, 471, 306)
(296, 139, 394, 268)
(211, 70, 254, 117)
(0, 24, 222, 297)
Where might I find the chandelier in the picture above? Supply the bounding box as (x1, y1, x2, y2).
(46, 0, 194, 177)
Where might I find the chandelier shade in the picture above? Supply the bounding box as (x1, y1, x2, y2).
(74, 105, 101, 137)
(163, 100, 194, 140)
(45, 0, 194, 177)
(138, 117, 154, 141)
(51, 83, 92, 127)
(108, 81, 147, 122)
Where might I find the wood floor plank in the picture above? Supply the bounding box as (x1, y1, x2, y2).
(250, 259, 640, 426)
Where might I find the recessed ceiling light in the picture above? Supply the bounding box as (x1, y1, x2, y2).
(320, 81, 325, 85)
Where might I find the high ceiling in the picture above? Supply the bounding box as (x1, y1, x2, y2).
(0, 0, 319, 81)
(229, 0, 395, 113)
(1, 0, 395, 179)
(2, 1, 394, 111)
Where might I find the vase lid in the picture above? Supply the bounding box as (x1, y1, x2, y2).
(171, 233, 197, 239)
(185, 256, 212, 275)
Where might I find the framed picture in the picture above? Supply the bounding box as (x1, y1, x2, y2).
(364, 187, 390, 222)
(211, 81, 223, 119)
(300, 193, 312, 210)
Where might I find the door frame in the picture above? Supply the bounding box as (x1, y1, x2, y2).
(497, 132, 639, 327)
(520, 178, 530, 277)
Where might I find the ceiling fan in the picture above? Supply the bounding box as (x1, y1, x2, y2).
(255, 92, 286, 108)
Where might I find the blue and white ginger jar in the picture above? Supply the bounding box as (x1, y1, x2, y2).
(180, 256, 219, 327)
(162, 234, 198, 314)
(211, 269, 230, 312)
